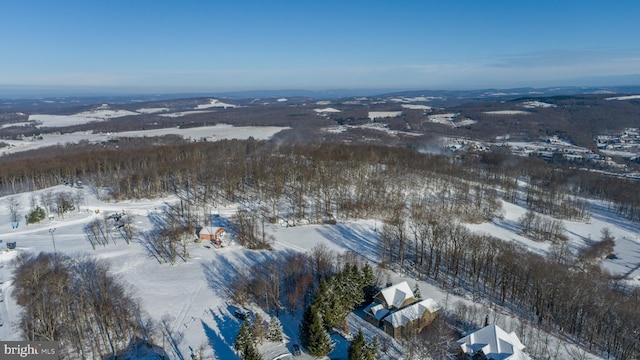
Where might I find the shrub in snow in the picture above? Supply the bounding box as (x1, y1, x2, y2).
(27, 206, 46, 224)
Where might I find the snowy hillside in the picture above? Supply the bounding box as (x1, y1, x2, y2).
(1, 179, 636, 359)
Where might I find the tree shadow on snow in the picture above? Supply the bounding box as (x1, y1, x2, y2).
(201, 315, 240, 360)
(315, 223, 380, 262)
(200, 249, 281, 297)
(589, 202, 640, 235)
(490, 217, 521, 234)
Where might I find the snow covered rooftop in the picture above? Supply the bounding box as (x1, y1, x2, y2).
(379, 281, 415, 309)
(364, 302, 390, 321)
(457, 324, 529, 360)
(199, 226, 224, 235)
(384, 298, 441, 327)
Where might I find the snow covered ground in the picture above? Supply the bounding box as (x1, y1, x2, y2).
(195, 99, 238, 109)
(29, 105, 140, 128)
(605, 95, 640, 101)
(368, 111, 402, 120)
(0, 124, 289, 157)
(0, 180, 637, 359)
(136, 107, 170, 114)
(428, 113, 457, 125)
(401, 104, 432, 110)
(483, 110, 531, 115)
(521, 101, 556, 108)
(314, 108, 341, 113)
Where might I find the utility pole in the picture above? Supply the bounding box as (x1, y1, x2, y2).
(49, 228, 57, 255)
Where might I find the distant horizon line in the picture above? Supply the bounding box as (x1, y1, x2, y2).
(1, 83, 640, 100)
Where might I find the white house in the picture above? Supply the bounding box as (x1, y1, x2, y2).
(457, 324, 529, 360)
(375, 281, 416, 310)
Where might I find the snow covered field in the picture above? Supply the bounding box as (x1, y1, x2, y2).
(401, 104, 432, 110)
(196, 99, 238, 109)
(428, 113, 457, 125)
(0, 124, 289, 156)
(521, 101, 556, 108)
(314, 108, 341, 113)
(368, 111, 402, 120)
(483, 110, 531, 115)
(605, 95, 640, 101)
(28, 104, 140, 128)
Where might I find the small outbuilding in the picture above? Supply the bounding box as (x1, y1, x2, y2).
(197, 226, 225, 245)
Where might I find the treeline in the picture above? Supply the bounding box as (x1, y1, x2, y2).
(0, 140, 502, 223)
(378, 211, 640, 359)
(1, 138, 639, 223)
(12, 253, 156, 359)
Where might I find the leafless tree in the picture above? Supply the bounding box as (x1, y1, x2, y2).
(7, 196, 20, 223)
(12, 253, 155, 358)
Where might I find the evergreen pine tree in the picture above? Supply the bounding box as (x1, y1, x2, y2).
(313, 278, 337, 328)
(300, 304, 314, 347)
(242, 342, 262, 360)
(348, 329, 366, 360)
(365, 336, 380, 360)
(324, 277, 346, 329)
(267, 316, 283, 342)
(361, 264, 377, 304)
(348, 264, 364, 306)
(305, 305, 334, 357)
(235, 321, 254, 353)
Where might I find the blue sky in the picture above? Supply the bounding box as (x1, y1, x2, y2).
(1, 0, 639, 94)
